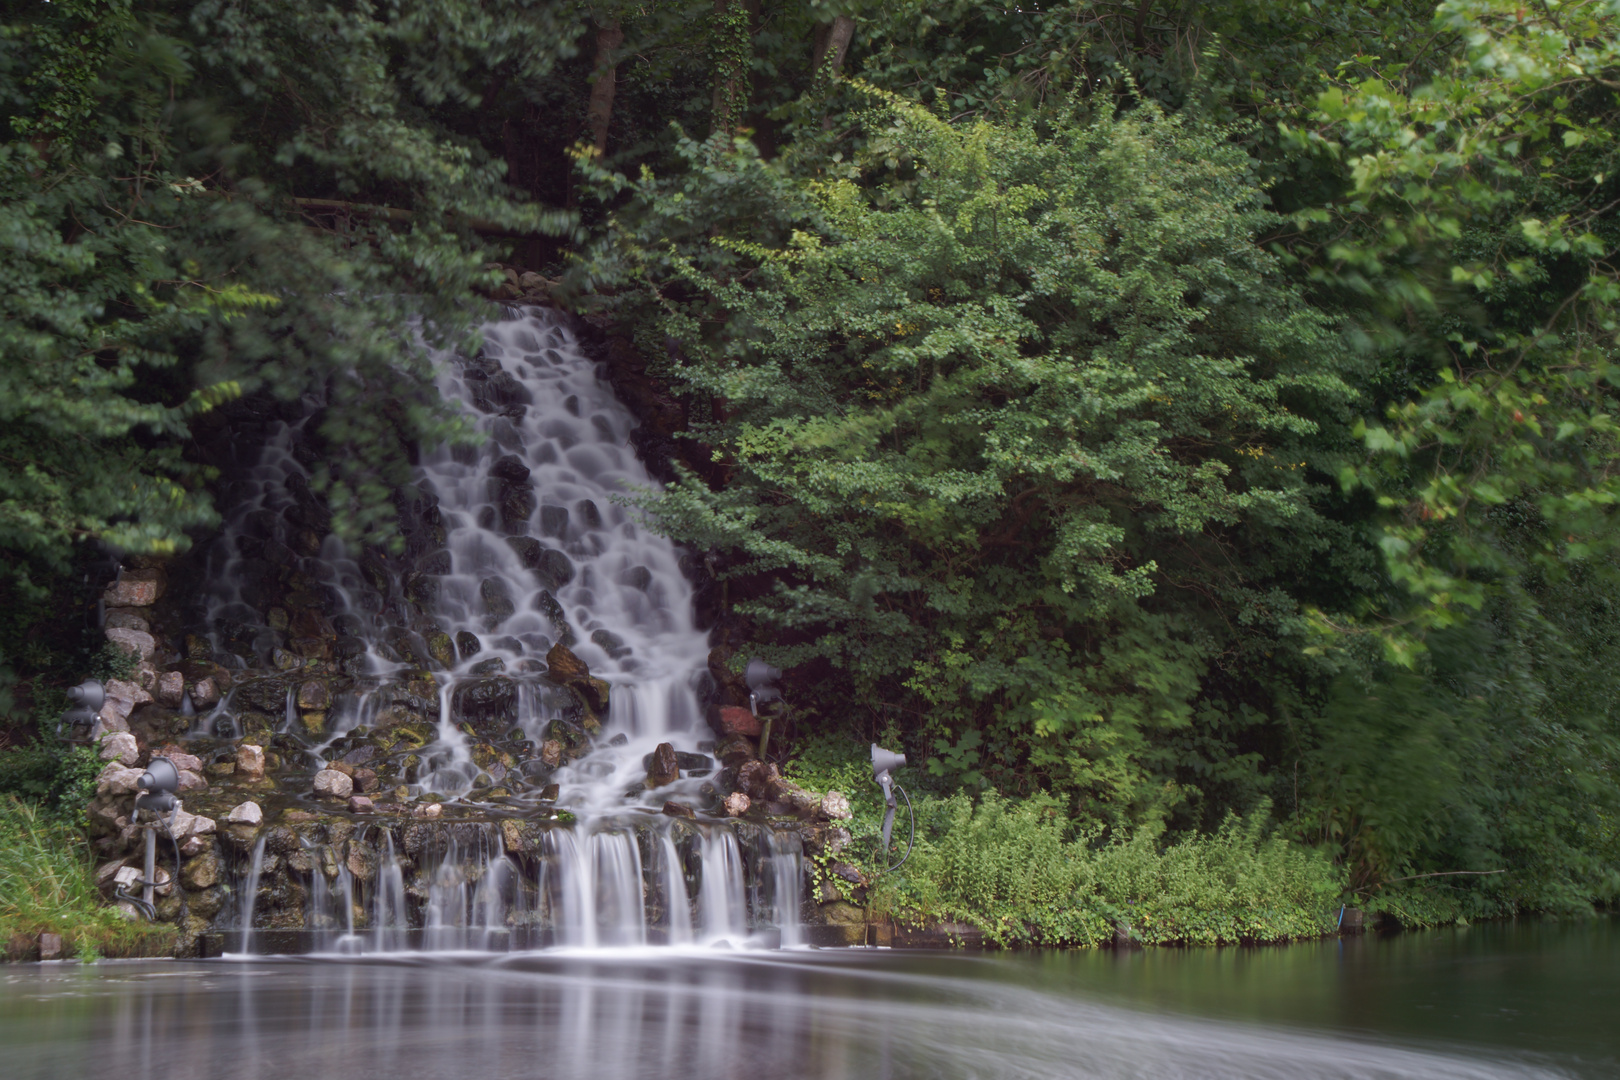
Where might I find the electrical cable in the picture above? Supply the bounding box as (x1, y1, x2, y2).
(885, 780, 915, 872)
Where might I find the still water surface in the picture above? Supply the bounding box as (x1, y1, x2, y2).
(1, 917, 1613, 1080)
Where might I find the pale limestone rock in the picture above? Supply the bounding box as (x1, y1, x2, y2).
(724, 791, 751, 817)
(235, 744, 265, 780)
(103, 578, 159, 607)
(821, 791, 852, 820)
(155, 670, 184, 708)
(177, 769, 207, 793)
(191, 677, 220, 706)
(152, 748, 202, 773)
(96, 763, 145, 795)
(98, 732, 140, 766)
(105, 627, 156, 662)
(104, 610, 150, 632)
(313, 769, 353, 798)
(226, 801, 263, 825)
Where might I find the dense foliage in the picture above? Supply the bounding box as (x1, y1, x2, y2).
(5, 0, 1620, 926)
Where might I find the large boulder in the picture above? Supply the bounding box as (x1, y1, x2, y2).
(313, 769, 353, 798)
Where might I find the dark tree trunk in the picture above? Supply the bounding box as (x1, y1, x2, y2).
(585, 19, 624, 157)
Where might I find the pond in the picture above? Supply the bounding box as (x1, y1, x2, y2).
(1, 916, 1613, 1079)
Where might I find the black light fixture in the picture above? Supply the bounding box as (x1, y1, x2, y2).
(870, 744, 914, 871)
(57, 679, 105, 744)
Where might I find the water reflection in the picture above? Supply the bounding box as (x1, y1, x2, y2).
(0, 949, 1588, 1080)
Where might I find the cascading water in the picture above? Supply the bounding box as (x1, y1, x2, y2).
(214, 307, 807, 954)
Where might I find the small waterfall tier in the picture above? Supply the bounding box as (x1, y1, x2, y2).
(136, 306, 814, 954)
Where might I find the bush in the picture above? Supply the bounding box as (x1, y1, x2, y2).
(0, 797, 171, 959)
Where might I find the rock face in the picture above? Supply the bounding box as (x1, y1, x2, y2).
(646, 742, 679, 788)
(313, 769, 354, 798)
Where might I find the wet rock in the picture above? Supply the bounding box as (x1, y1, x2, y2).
(504, 535, 543, 569)
(235, 744, 265, 780)
(545, 642, 590, 683)
(327, 760, 355, 778)
(480, 577, 515, 621)
(646, 742, 679, 788)
(590, 628, 631, 659)
(226, 801, 263, 825)
(352, 768, 380, 793)
(451, 678, 518, 734)
(534, 549, 575, 592)
(38, 932, 63, 961)
(539, 505, 569, 538)
(662, 801, 696, 819)
(272, 647, 301, 670)
(426, 631, 455, 668)
(152, 670, 183, 708)
(297, 679, 331, 711)
(405, 572, 441, 607)
(177, 769, 208, 793)
(540, 740, 562, 767)
(313, 769, 353, 798)
(153, 747, 202, 774)
(347, 795, 375, 813)
(181, 851, 222, 891)
(416, 549, 452, 575)
(738, 760, 776, 800)
(413, 802, 443, 819)
(455, 630, 482, 659)
(499, 484, 535, 530)
(576, 499, 602, 528)
(470, 656, 506, 675)
(825, 826, 852, 854)
(99, 732, 140, 766)
(491, 454, 531, 483)
(830, 862, 869, 887)
(300, 711, 327, 735)
(821, 792, 852, 820)
(712, 704, 761, 738)
(724, 792, 751, 817)
(539, 783, 560, 801)
(617, 566, 653, 591)
(341, 744, 377, 766)
(674, 751, 712, 771)
(236, 677, 291, 714)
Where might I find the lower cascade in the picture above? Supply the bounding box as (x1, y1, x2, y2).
(87, 306, 833, 955)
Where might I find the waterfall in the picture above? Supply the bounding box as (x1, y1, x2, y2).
(211, 308, 806, 954)
(233, 835, 267, 956)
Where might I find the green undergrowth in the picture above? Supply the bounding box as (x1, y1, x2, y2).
(787, 739, 1344, 947)
(0, 797, 173, 961)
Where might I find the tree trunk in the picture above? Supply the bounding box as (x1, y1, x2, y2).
(585, 19, 624, 157)
(811, 15, 855, 77)
(710, 0, 753, 138)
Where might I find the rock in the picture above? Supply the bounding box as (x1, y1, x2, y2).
(426, 631, 455, 668)
(455, 630, 482, 659)
(499, 484, 535, 529)
(738, 760, 775, 800)
(545, 642, 591, 683)
(177, 769, 207, 793)
(352, 767, 379, 793)
(98, 732, 140, 766)
(714, 705, 761, 738)
(413, 802, 443, 819)
(190, 677, 220, 707)
(235, 744, 265, 780)
(153, 747, 203, 773)
(297, 680, 332, 711)
(102, 571, 162, 607)
(480, 577, 516, 621)
(347, 795, 375, 813)
(490, 454, 531, 483)
(38, 933, 62, 961)
(617, 566, 653, 591)
(180, 834, 208, 857)
(104, 610, 150, 632)
(226, 801, 263, 825)
(104, 627, 156, 662)
(534, 548, 575, 592)
(181, 851, 221, 891)
(272, 647, 301, 670)
(313, 769, 354, 798)
(152, 670, 183, 708)
(591, 628, 632, 659)
(540, 740, 562, 767)
(825, 826, 852, 854)
(539, 505, 569, 538)
(451, 677, 519, 734)
(96, 763, 145, 795)
(821, 791, 852, 820)
(156, 809, 214, 841)
(300, 711, 327, 735)
(661, 801, 696, 819)
(517, 270, 547, 293)
(647, 742, 679, 788)
(724, 792, 751, 817)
